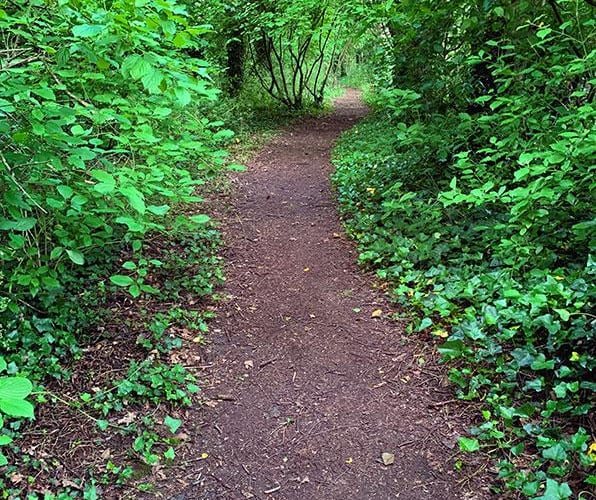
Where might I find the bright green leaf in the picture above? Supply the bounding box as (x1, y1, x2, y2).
(110, 275, 134, 287)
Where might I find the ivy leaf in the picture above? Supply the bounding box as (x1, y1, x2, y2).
(553, 309, 570, 322)
(534, 478, 572, 500)
(97, 420, 109, 431)
(164, 415, 182, 434)
(417, 317, 433, 330)
(542, 444, 568, 463)
(458, 437, 480, 452)
(438, 340, 465, 359)
(164, 447, 175, 460)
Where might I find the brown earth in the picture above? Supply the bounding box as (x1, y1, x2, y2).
(157, 90, 495, 500)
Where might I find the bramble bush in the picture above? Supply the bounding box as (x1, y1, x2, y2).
(333, 0, 595, 497)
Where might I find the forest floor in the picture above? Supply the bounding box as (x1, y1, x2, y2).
(150, 90, 495, 499)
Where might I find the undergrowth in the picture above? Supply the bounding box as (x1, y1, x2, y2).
(332, 6, 595, 498)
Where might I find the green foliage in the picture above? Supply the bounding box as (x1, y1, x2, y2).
(0, 356, 35, 467)
(333, 0, 595, 496)
(0, 0, 227, 495)
(244, 0, 347, 108)
(93, 359, 200, 414)
(0, 0, 226, 375)
(191, 0, 351, 108)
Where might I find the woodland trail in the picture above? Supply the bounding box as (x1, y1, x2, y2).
(159, 90, 492, 500)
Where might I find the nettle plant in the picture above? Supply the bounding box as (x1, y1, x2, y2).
(0, 0, 228, 372)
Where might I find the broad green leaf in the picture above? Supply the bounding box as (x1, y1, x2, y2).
(57, 185, 74, 199)
(173, 31, 191, 47)
(227, 164, 247, 172)
(536, 28, 552, 39)
(70, 124, 85, 136)
(0, 97, 15, 114)
(94, 183, 116, 195)
(129, 57, 153, 80)
(66, 249, 85, 265)
(115, 216, 145, 232)
(190, 214, 210, 224)
(141, 68, 165, 93)
(147, 205, 170, 216)
(91, 170, 116, 185)
(518, 152, 536, 165)
(32, 87, 56, 101)
(0, 377, 33, 400)
(110, 275, 134, 287)
(42, 276, 61, 289)
(119, 187, 146, 214)
(72, 24, 106, 37)
(0, 398, 34, 418)
(0, 218, 37, 231)
(174, 87, 191, 107)
(514, 167, 530, 181)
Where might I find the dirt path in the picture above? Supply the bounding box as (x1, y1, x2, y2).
(164, 90, 491, 499)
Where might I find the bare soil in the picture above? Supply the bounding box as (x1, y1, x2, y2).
(159, 90, 495, 499)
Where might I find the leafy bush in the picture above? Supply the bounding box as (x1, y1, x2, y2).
(0, 0, 224, 374)
(333, 1, 595, 496)
(0, 0, 229, 494)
